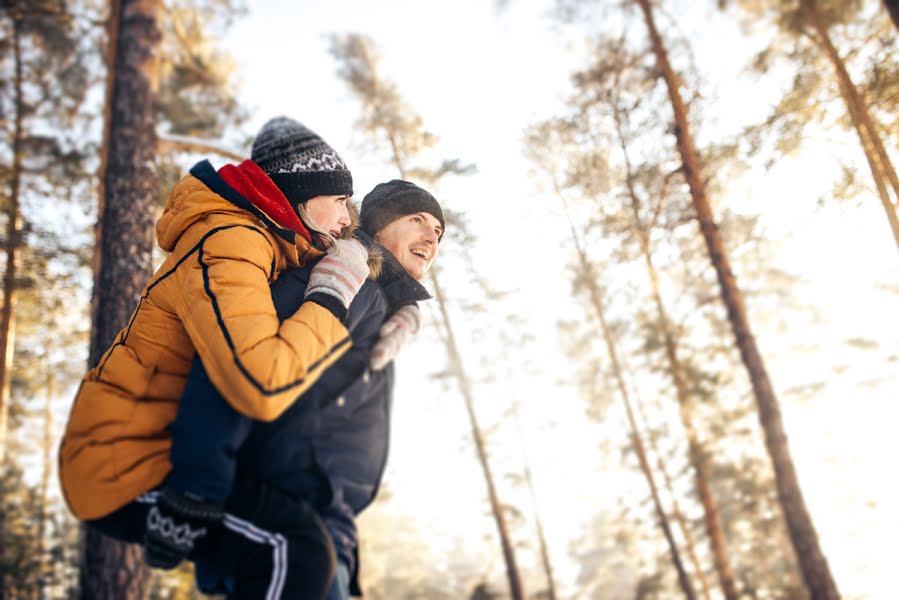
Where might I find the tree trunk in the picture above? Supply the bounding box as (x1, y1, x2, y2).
(649, 251, 740, 600)
(883, 0, 899, 34)
(511, 406, 558, 600)
(80, 0, 161, 597)
(581, 262, 697, 600)
(612, 100, 740, 600)
(389, 145, 525, 600)
(429, 271, 526, 600)
(554, 185, 698, 600)
(638, 400, 713, 600)
(635, 1, 841, 598)
(803, 0, 899, 250)
(38, 360, 54, 600)
(0, 17, 24, 468)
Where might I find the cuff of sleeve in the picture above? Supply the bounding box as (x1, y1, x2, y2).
(306, 293, 349, 322)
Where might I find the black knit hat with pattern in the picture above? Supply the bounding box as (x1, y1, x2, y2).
(360, 179, 445, 242)
(251, 116, 353, 205)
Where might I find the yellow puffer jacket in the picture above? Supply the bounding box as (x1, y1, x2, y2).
(59, 163, 352, 520)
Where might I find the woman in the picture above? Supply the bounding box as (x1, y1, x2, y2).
(59, 117, 374, 599)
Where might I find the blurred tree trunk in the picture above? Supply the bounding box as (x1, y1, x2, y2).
(635, 1, 841, 598)
(801, 0, 899, 249)
(329, 34, 521, 597)
(636, 398, 713, 600)
(385, 121, 525, 600)
(430, 272, 525, 600)
(37, 360, 54, 600)
(0, 15, 24, 468)
(883, 0, 899, 33)
(81, 0, 161, 597)
(555, 185, 698, 600)
(612, 106, 740, 600)
(511, 406, 557, 600)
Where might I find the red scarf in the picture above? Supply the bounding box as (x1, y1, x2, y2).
(218, 160, 312, 244)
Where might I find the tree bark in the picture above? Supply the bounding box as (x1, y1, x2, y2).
(0, 16, 24, 468)
(554, 184, 698, 600)
(80, 0, 161, 597)
(613, 105, 740, 600)
(802, 0, 899, 250)
(635, 1, 841, 598)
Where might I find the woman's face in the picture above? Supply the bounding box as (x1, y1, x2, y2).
(304, 195, 352, 236)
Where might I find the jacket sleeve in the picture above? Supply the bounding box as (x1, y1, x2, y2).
(176, 225, 352, 421)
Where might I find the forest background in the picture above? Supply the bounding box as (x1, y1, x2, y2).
(1, 0, 897, 598)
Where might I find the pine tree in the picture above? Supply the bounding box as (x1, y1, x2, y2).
(81, 0, 162, 597)
(633, 1, 841, 597)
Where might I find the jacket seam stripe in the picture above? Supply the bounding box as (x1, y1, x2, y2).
(197, 228, 351, 396)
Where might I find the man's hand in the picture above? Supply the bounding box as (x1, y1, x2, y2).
(144, 489, 224, 569)
(305, 239, 370, 309)
(370, 304, 422, 371)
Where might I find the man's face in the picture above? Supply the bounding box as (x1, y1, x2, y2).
(374, 212, 442, 281)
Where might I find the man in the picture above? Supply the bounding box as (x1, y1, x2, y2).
(152, 178, 444, 600)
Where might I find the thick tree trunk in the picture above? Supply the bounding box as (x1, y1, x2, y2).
(0, 17, 24, 468)
(80, 0, 161, 597)
(429, 272, 526, 600)
(613, 102, 740, 600)
(803, 0, 899, 249)
(555, 186, 697, 600)
(635, 1, 841, 598)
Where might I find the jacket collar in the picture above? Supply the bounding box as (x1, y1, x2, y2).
(189, 160, 323, 266)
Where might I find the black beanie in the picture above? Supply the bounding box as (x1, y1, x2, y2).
(251, 117, 353, 205)
(360, 180, 445, 242)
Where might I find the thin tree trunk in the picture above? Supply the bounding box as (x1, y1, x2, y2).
(389, 143, 525, 600)
(802, 0, 899, 249)
(157, 133, 244, 162)
(635, 1, 841, 598)
(429, 272, 525, 600)
(81, 0, 161, 597)
(612, 105, 740, 600)
(38, 360, 55, 600)
(511, 405, 558, 600)
(635, 398, 713, 600)
(0, 17, 24, 468)
(554, 185, 698, 600)
(883, 0, 899, 37)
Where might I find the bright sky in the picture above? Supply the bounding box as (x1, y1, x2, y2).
(222, 1, 899, 598)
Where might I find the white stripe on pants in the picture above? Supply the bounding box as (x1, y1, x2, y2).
(137, 492, 289, 599)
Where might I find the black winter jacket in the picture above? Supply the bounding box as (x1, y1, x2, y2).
(168, 230, 429, 583)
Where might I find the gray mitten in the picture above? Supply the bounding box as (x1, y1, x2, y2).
(370, 304, 422, 371)
(305, 239, 369, 309)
